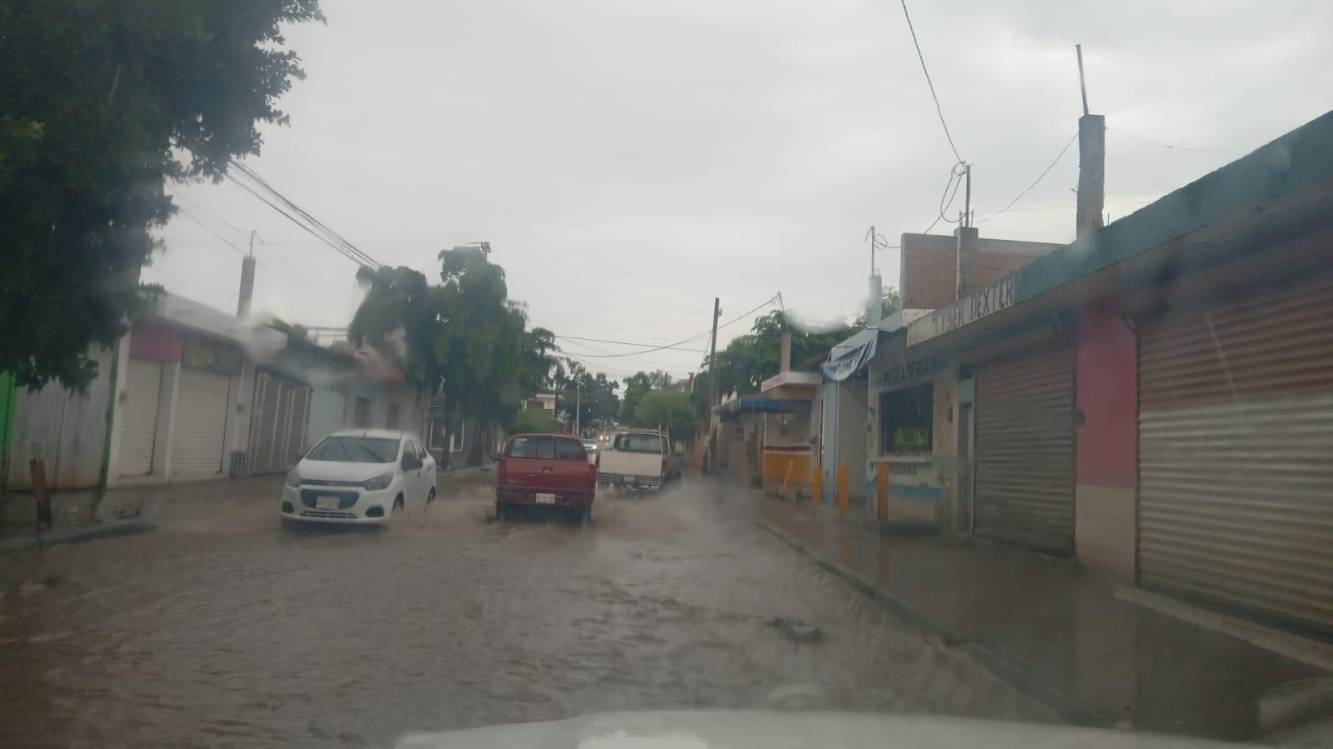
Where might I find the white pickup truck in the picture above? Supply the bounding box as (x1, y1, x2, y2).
(597, 429, 677, 492)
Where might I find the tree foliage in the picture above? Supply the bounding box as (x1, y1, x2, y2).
(632, 390, 694, 444)
(619, 369, 672, 422)
(0, 0, 322, 389)
(508, 408, 560, 435)
(555, 358, 619, 432)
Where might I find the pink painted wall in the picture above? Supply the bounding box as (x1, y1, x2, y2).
(129, 321, 183, 364)
(1075, 300, 1137, 489)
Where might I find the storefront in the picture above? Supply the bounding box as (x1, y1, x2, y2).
(1137, 272, 1333, 637)
(867, 334, 955, 528)
(248, 369, 312, 474)
(970, 338, 1076, 555)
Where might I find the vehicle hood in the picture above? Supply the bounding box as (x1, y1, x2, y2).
(391, 711, 1243, 749)
(297, 458, 395, 483)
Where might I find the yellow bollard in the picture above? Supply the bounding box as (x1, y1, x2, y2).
(812, 464, 823, 505)
(876, 462, 890, 521)
(837, 464, 848, 514)
(780, 459, 794, 499)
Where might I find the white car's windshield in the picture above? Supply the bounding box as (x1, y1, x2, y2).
(305, 436, 399, 464)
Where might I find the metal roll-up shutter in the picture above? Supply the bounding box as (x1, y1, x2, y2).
(248, 371, 312, 474)
(974, 344, 1075, 554)
(120, 359, 163, 475)
(170, 368, 231, 476)
(1138, 276, 1333, 636)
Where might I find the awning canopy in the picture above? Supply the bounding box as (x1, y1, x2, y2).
(820, 328, 878, 382)
(716, 396, 809, 417)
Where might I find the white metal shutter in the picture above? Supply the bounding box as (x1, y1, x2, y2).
(1138, 276, 1333, 636)
(170, 368, 230, 476)
(120, 359, 162, 475)
(247, 371, 312, 474)
(973, 344, 1075, 555)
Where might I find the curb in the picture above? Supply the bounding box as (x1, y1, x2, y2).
(757, 517, 1111, 728)
(0, 521, 155, 555)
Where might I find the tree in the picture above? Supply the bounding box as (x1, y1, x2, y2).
(557, 363, 620, 432)
(705, 310, 858, 400)
(509, 408, 560, 435)
(632, 390, 694, 444)
(0, 1, 323, 389)
(351, 245, 549, 466)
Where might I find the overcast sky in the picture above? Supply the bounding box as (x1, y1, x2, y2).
(147, 0, 1333, 382)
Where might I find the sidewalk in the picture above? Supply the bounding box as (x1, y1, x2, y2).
(759, 497, 1331, 741)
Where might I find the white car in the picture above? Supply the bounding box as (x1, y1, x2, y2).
(280, 429, 437, 525)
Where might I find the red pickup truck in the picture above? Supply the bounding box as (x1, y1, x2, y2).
(495, 433, 597, 524)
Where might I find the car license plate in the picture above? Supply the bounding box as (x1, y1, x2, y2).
(535, 493, 556, 505)
(316, 495, 340, 511)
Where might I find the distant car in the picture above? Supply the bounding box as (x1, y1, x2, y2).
(280, 429, 436, 526)
(495, 433, 597, 524)
(581, 439, 599, 464)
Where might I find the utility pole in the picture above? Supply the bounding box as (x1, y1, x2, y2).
(575, 380, 581, 436)
(237, 230, 257, 318)
(1075, 44, 1105, 239)
(708, 297, 721, 408)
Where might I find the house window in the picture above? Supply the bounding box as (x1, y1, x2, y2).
(880, 382, 933, 455)
(450, 419, 465, 452)
(386, 403, 400, 430)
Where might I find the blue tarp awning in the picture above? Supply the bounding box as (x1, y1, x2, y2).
(820, 328, 878, 382)
(717, 396, 807, 416)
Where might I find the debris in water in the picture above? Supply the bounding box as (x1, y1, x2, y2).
(769, 616, 822, 643)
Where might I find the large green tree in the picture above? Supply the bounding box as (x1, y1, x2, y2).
(351, 245, 548, 466)
(0, 0, 322, 389)
(632, 389, 694, 444)
(555, 359, 619, 433)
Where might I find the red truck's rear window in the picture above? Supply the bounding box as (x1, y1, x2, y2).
(507, 436, 585, 461)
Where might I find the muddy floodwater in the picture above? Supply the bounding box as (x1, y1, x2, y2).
(0, 473, 1051, 747)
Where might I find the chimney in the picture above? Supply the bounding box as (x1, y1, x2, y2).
(779, 329, 792, 373)
(867, 273, 883, 330)
(237, 254, 256, 317)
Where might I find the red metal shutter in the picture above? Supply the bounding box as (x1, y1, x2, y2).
(974, 344, 1076, 554)
(1138, 276, 1333, 636)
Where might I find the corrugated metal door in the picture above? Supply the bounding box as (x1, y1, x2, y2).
(170, 368, 230, 476)
(974, 344, 1075, 554)
(1139, 277, 1333, 636)
(247, 371, 312, 474)
(120, 359, 162, 476)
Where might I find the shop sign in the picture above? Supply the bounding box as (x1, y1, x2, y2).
(909, 275, 1017, 345)
(875, 356, 945, 391)
(182, 335, 242, 374)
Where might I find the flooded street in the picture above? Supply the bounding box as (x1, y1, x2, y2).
(0, 473, 1051, 747)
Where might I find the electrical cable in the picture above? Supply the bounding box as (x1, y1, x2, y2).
(980, 131, 1078, 224)
(225, 173, 377, 268)
(554, 334, 708, 353)
(175, 207, 244, 254)
(566, 294, 779, 359)
(225, 162, 380, 268)
(232, 163, 379, 267)
(899, 0, 963, 163)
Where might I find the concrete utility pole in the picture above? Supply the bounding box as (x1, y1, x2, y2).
(237, 230, 257, 317)
(1075, 44, 1105, 240)
(708, 298, 721, 407)
(575, 380, 581, 436)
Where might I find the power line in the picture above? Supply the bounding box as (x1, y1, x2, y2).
(174, 193, 249, 237)
(1108, 127, 1226, 154)
(899, 0, 962, 163)
(175, 207, 244, 254)
(980, 131, 1078, 224)
(566, 294, 779, 359)
(225, 162, 380, 268)
(229, 163, 379, 267)
(921, 163, 966, 235)
(224, 171, 377, 269)
(554, 334, 708, 353)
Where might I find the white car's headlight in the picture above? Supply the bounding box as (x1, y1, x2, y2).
(362, 473, 393, 491)
(285, 469, 301, 487)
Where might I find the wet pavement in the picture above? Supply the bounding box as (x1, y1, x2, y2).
(0, 472, 1053, 747)
(760, 497, 1331, 742)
